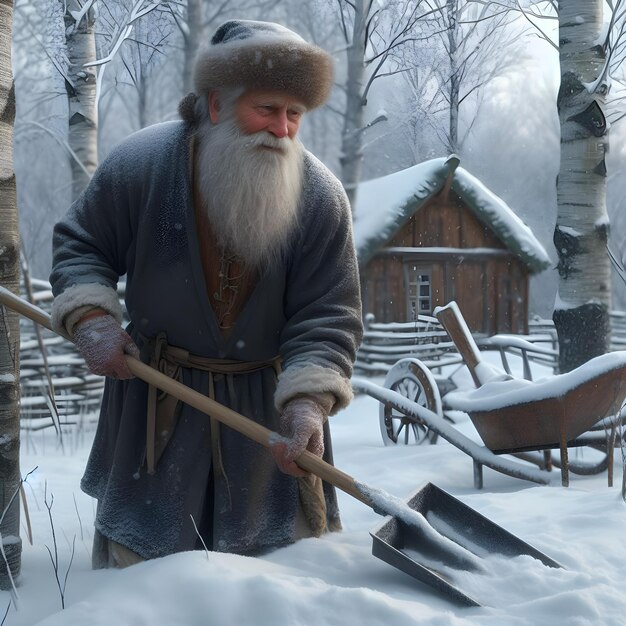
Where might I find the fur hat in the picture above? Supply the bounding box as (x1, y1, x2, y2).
(192, 20, 334, 111)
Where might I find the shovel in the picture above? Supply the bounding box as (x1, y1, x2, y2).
(0, 286, 562, 606)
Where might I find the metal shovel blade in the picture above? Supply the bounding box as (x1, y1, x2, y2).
(370, 482, 562, 607)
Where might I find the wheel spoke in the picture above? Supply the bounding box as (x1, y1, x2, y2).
(411, 422, 426, 443)
(381, 363, 441, 446)
(393, 419, 403, 442)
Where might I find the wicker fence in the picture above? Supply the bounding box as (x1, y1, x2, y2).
(354, 313, 560, 379)
(355, 311, 626, 382)
(611, 311, 626, 352)
(17, 279, 119, 433)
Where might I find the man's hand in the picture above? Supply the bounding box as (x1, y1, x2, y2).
(72, 314, 140, 379)
(270, 397, 326, 477)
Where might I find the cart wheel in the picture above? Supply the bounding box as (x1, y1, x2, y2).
(380, 358, 443, 446)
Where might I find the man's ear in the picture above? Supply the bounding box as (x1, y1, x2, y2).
(208, 92, 220, 124)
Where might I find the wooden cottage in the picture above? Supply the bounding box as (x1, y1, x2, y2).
(353, 156, 551, 335)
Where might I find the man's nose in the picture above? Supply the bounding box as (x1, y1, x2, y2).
(267, 111, 289, 138)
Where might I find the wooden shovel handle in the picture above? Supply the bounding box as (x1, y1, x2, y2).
(126, 358, 368, 500)
(434, 302, 483, 387)
(0, 286, 372, 509)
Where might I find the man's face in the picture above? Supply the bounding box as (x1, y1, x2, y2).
(210, 89, 306, 140)
(197, 88, 306, 267)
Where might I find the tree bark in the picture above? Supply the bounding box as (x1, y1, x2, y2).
(340, 0, 368, 209)
(554, 0, 611, 372)
(0, 0, 22, 589)
(64, 0, 97, 202)
(182, 0, 204, 96)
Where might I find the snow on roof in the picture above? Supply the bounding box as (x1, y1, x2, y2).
(353, 157, 552, 272)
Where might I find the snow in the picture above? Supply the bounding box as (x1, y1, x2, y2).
(444, 352, 626, 412)
(6, 356, 626, 625)
(557, 225, 582, 238)
(453, 168, 552, 271)
(353, 159, 444, 261)
(356, 481, 487, 573)
(383, 246, 511, 256)
(553, 291, 574, 311)
(596, 214, 610, 227)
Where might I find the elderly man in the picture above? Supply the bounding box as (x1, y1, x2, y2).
(49, 20, 363, 567)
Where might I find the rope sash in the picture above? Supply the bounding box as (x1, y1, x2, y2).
(143, 333, 280, 481)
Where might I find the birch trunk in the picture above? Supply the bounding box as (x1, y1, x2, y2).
(0, 0, 22, 588)
(553, 0, 611, 372)
(64, 0, 97, 201)
(182, 0, 204, 95)
(340, 0, 368, 209)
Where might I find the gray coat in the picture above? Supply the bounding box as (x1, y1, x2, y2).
(50, 121, 363, 559)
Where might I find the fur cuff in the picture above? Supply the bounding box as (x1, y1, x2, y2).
(275, 364, 353, 415)
(51, 283, 123, 335)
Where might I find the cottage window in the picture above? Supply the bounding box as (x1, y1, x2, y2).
(405, 265, 432, 320)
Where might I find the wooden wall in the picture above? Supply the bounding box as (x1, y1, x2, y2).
(387, 194, 505, 249)
(360, 192, 531, 334)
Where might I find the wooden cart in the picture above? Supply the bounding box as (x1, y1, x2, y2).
(436, 302, 626, 487)
(362, 303, 626, 488)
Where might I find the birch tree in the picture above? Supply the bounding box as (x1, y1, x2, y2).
(487, 1, 626, 369)
(0, 0, 22, 589)
(553, 0, 617, 371)
(63, 0, 98, 201)
(63, 0, 169, 199)
(21, 0, 152, 203)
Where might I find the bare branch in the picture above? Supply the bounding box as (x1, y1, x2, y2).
(17, 8, 74, 93)
(16, 122, 92, 179)
(336, 0, 352, 43)
(1, 602, 10, 626)
(66, 0, 97, 35)
(0, 536, 18, 610)
(365, 5, 445, 65)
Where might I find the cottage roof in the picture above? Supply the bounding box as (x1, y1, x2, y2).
(352, 156, 552, 272)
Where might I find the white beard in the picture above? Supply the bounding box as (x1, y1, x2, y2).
(195, 115, 304, 268)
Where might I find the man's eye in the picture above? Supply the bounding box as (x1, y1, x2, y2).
(256, 105, 274, 114)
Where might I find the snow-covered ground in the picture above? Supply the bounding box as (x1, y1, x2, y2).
(4, 358, 626, 626)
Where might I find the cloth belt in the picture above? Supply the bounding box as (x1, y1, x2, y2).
(142, 333, 281, 486)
